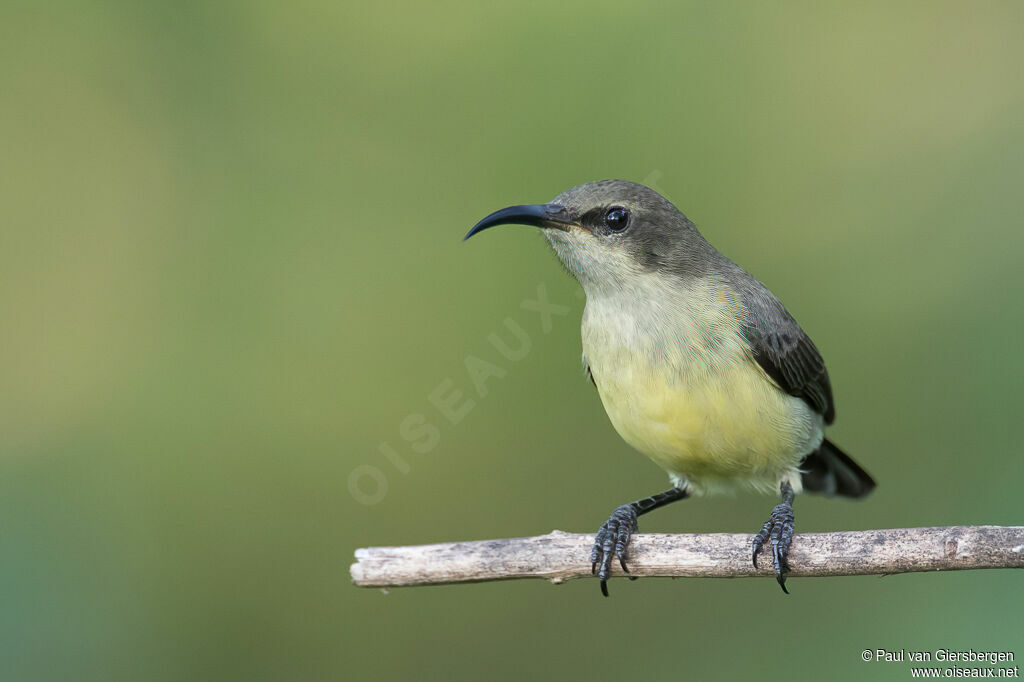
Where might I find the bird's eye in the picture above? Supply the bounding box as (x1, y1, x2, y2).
(604, 207, 630, 232)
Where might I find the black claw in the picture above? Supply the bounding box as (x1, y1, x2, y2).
(752, 519, 772, 569)
(588, 487, 689, 597)
(590, 504, 638, 596)
(752, 499, 795, 594)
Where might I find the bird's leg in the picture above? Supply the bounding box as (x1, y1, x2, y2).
(752, 480, 796, 594)
(591, 486, 688, 597)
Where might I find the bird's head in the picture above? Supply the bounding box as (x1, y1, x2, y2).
(464, 180, 708, 293)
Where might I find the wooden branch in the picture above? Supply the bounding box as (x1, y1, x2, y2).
(351, 526, 1024, 588)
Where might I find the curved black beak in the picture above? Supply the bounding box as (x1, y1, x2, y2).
(463, 204, 574, 241)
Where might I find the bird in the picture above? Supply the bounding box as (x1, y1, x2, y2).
(463, 180, 875, 596)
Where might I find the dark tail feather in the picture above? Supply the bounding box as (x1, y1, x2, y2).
(800, 439, 876, 499)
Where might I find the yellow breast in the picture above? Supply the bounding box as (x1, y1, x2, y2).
(581, 275, 821, 494)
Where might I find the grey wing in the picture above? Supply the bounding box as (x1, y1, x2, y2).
(740, 288, 835, 424)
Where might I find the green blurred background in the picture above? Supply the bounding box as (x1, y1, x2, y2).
(1, 1, 1022, 680)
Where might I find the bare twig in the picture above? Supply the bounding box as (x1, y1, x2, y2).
(350, 526, 1024, 588)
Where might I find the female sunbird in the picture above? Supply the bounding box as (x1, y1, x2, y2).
(465, 180, 875, 596)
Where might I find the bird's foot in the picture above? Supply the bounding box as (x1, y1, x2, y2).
(590, 504, 638, 597)
(752, 500, 795, 594)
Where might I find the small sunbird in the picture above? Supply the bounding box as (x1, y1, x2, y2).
(464, 180, 875, 596)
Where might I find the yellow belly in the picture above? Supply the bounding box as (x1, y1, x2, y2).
(585, 340, 822, 495)
(580, 275, 822, 495)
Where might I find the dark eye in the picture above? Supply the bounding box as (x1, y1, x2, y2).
(604, 207, 630, 232)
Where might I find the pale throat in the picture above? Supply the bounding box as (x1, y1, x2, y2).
(579, 270, 748, 380)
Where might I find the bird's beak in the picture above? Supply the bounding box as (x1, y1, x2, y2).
(463, 203, 576, 241)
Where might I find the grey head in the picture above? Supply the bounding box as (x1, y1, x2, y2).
(464, 180, 718, 293)
(464, 179, 857, 461)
